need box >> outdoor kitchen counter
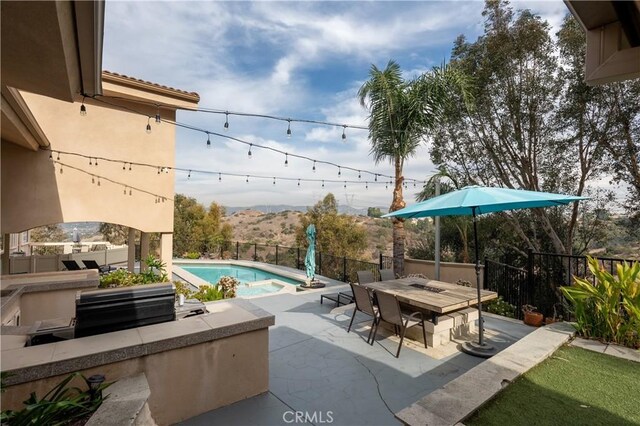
[1,298,275,386]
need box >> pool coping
[172,260,342,299]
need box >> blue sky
[103,0,570,210]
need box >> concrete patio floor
[180,286,533,426]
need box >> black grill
[75,283,176,338]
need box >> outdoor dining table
[363,277,498,325]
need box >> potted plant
[522,304,544,327]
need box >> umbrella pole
[461,207,496,358]
[472,208,484,346]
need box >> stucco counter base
[1,298,275,425]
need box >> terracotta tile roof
[102,70,200,101]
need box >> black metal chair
[356,270,375,284]
[371,290,428,357]
[347,282,379,345]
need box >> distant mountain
[224,205,387,216]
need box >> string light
[155,107,161,124]
[89,158,93,166]
[284,153,288,167]
[286,119,292,138]
[224,111,229,131]
[60,165,63,174]
[146,117,152,134]
[366,182,368,189]
[273,177,276,185]
[297,179,300,187]
[97,177,101,186]
[248,144,252,159]
[94,158,98,166]
[322,180,325,188]
[206,132,211,148]
[80,96,87,116]
[218,173,222,182]
[375,174,378,182]
[122,162,126,171]
[342,125,347,141]
[129,163,132,171]
[84,96,429,185]
[246,175,249,183]
[312,161,316,173]
[358,171,361,179]
[91,176,95,184]
[344,181,347,189]
[124,187,127,195]
[188,170,191,179]
[49,152,53,160]
[57,152,60,161]
[338,167,341,177]
[129,188,132,196]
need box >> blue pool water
[179,264,302,296]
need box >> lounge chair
[379,268,395,281]
[371,290,427,357]
[82,260,116,274]
[346,282,379,345]
[61,260,83,271]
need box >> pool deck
[179,284,534,426]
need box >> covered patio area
[181,285,533,425]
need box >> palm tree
[358,60,473,276]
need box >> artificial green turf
[465,345,640,426]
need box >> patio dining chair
[356,270,375,284]
[61,260,83,271]
[379,268,395,281]
[347,282,379,345]
[371,290,428,358]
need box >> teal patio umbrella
[383,185,587,357]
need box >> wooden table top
[363,277,498,314]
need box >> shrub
[483,296,516,318]
[561,257,640,349]
[0,372,111,425]
[192,285,225,302]
[183,252,201,259]
[99,255,169,288]
[218,276,239,298]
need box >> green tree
[200,202,233,254]
[173,195,233,257]
[30,224,66,254]
[367,207,383,218]
[99,223,128,245]
[431,1,617,257]
[358,60,473,276]
[295,194,367,258]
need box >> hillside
[221,209,425,261]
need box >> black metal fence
[485,250,638,319]
[207,241,393,283]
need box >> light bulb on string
[338,167,341,177]
[146,117,152,134]
[97,178,101,186]
[365,182,368,190]
[129,163,132,171]
[122,163,126,171]
[57,152,60,161]
[89,158,93,166]
[344,181,347,189]
[155,106,161,124]
[123,187,127,195]
[286,120,292,138]
[218,173,222,182]
[284,153,288,167]
[157,167,161,175]
[385,182,388,190]
[59,165,63,174]
[358,171,361,179]
[129,188,132,196]
[342,125,347,142]
[322,180,325,188]
[297,179,300,187]
[413,181,416,188]
[246,175,249,183]
[80,96,87,116]
[187,170,191,179]
[94,158,98,166]
[91,176,95,184]
[312,161,316,173]
[273,177,276,185]
[248,144,252,159]
[206,132,211,148]
[374,174,378,182]
[49,151,53,160]
[224,111,229,131]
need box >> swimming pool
[178,264,303,297]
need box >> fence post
[343,256,347,282]
[483,257,488,290]
[254,243,257,261]
[220,244,223,259]
[379,252,383,269]
[318,252,322,276]
[275,245,279,265]
[526,248,534,305]
[297,247,300,269]
[236,242,239,260]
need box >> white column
[160,233,173,277]
[140,232,150,272]
[127,227,136,272]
